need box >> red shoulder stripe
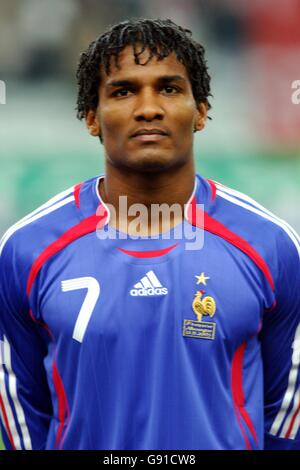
[231,342,259,448]
[187,197,274,291]
[207,179,217,202]
[26,210,107,296]
[52,358,70,449]
[73,183,83,209]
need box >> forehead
[100,45,190,84]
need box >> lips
[131,128,169,138]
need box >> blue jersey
[0,174,299,450]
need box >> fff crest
[183,274,217,340]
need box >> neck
[98,160,196,236]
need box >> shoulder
[0,183,81,269]
[210,179,299,283]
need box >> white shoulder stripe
[0,359,22,449]
[216,189,300,259]
[215,182,300,245]
[17,185,74,225]
[0,194,74,256]
[269,323,300,439]
[7,185,75,233]
[280,387,300,439]
[215,182,277,215]
[0,407,5,440]
[0,185,74,242]
[3,337,32,449]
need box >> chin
[125,152,180,173]
[127,160,173,173]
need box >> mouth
[132,132,168,142]
[130,128,169,142]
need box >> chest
[32,235,265,351]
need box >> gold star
[195,272,210,285]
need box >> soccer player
[0,18,299,450]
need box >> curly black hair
[76,18,212,120]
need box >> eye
[162,85,179,94]
[112,88,131,97]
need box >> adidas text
[130,287,168,297]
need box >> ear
[194,102,208,132]
[86,110,101,137]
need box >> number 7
[61,277,100,343]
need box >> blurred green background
[0,0,299,450]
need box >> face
[86,45,207,173]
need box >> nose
[133,88,164,122]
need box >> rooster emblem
[192,290,216,322]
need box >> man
[0,18,299,450]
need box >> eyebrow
[105,75,186,89]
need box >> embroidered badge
[183,274,217,340]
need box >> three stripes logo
[130,270,168,297]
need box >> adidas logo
[130,270,168,297]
